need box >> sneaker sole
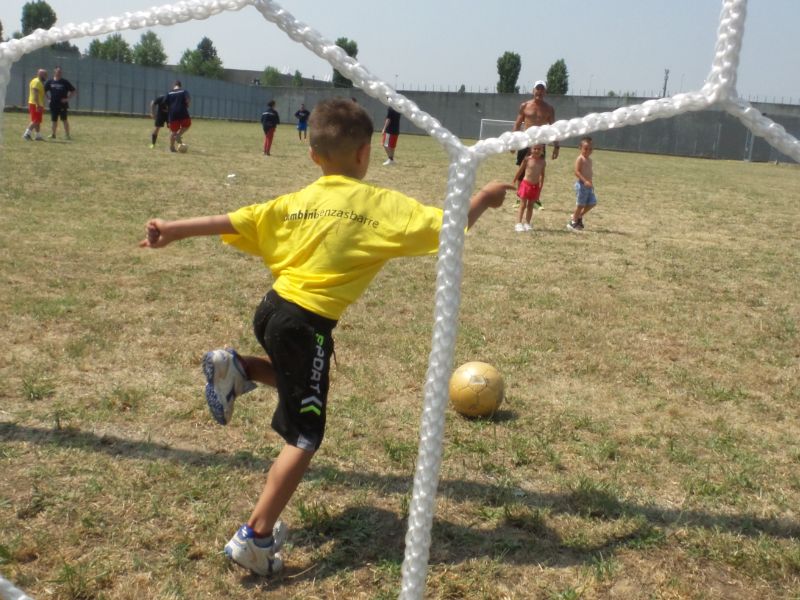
[202,353,228,425]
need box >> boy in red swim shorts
[513,144,547,232]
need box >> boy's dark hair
[309,98,374,158]
[580,136,593,145]
[268,100,276,108]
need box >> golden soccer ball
[449,361,504,418]
[177,143,188,153]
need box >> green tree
[133,31,167,67]
[50,41,80,55]
[262,66,282,86]
[496,51,521,93]
[0,19,4,41]
[178,37,224,79]
[88,34,133,63]
[21,0,56,35]
[332,37,358,88]
[546,59,569,95]
[292,70,303,87]
[19,2,78,53]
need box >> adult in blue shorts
[294,104,310,141]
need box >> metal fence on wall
[7,48,799,163]
[8,48,270,122]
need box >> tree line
[497,51,569,95]
[1,1,230,79]
[2,2,570,93]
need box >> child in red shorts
[513,144,546,232]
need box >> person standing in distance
[167,80,191,153]
[294,103,310,141]
[261,100,280,156]
[381,106,401,166]
[23,68,47,141]
[568,137,598,232]
[513,80,559,165]
[149,93,170,148]
[44,66,76,140]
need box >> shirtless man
[513,80,559,165]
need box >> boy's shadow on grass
[4,422,799,580]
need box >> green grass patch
[1,112,799,598]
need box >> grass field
[1,111,799,600]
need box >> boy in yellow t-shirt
[140,97,512,577]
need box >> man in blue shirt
[44,66,76,140]
[166,81,191,152]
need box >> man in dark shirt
[44,66,76,140]
[381,106,401,166]
[166,81,191,152]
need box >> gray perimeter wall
[7,48,799,163]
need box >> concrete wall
[8,48,798,163]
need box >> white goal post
[479,118,516,140]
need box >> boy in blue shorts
[294,103,310,141]
[140,98,512,577]
[568,136,597,231]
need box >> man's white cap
[534,80,547,90]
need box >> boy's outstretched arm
[467,181,515,229]
[139,215,237,248]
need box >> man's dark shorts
[253,290,336,452]
[154,113,168,128]
[50,105,68,122]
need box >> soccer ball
[177,143,188,153]
[449,361,504,418]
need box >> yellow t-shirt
[222,174,443,320]
[28,77,44,107]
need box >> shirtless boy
[513,144,546,232]
[568,137,597,231]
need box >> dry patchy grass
[1,111,799,599]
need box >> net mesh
[479,119,517,140]
[1,1,798,598]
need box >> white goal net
[1,2,799,599]
[479,118,516,140]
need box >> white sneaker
[202,348,257,425]
[23,132,32,141]
[382,158,394,166]
[225,522,288,576]
[523,223,533,231]
[514,223,525,232]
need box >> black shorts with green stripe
[253,290,337,451]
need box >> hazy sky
[1,0,797,102]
